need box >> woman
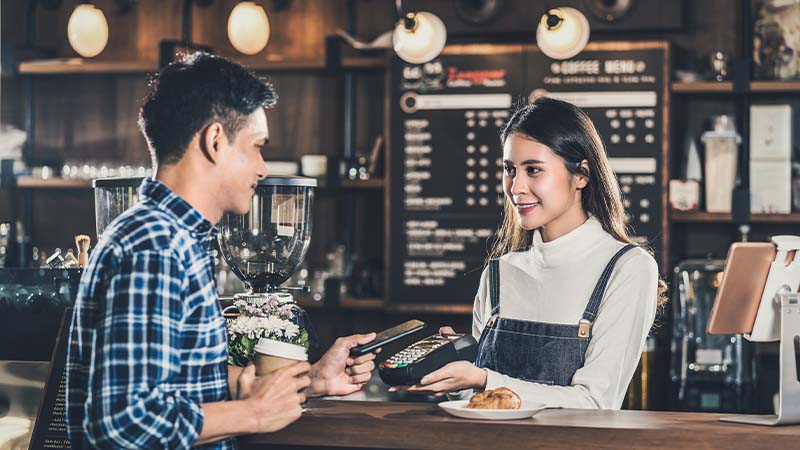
[393,97,663,409]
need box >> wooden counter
[238,400,798,450]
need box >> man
[65,52,378,449]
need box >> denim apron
[474,244,636,386]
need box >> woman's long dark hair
[491,97,667,307]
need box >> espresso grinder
[217,176,318,361]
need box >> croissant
[467,387,522,410]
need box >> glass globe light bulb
[67,4,109,58]
[536,7,590,60]
[228,1,271,55]
[392,11,447,64]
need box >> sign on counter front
[387,42,669,307]
[30,308,72,449]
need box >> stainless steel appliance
[670,259,755,413]
[93,177,144,239]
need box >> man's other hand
[237,362,310,433]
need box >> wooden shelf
[341,56,386,70]
[671,80,800,94]
[671,211,800,223]
[18,59,156,74]
[339,297,384,310]
[750,80,800,92]
[389,303,473,314]
[340,178,384,189]
[671,81,732,93]
[15,177,92,189]
[18,57,386,75]
[11,176,384,191]
[248,59,326,71]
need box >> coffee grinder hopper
[217,176,317,294]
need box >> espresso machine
[217,176,319,362]
[670,259,755,413]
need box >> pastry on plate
[467,387,521,410]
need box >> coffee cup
[253,338,308,376]
[301,155,327,177]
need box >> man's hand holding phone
[309,332,380,397]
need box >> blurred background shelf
[671,211,800,223]
[18,59,156,74]
[339,178,384,189]
[389,303,472,315]
[671,80,800,94]
[10,177,386,191]
[341,57,386,70]
[750,80,800,92]
[671,81,733,93]
[339,297,384,310]
[18,56,385,75]
[14,177,92,189]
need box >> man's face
[219,108,269,215]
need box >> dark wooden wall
[0,0,779,411]
[4,0,342,64]
[0,0,389,267]
[1,0,757,256]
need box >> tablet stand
[721,235,800,426]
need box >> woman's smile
[514,201,540,216]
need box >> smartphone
[349,320,427,357]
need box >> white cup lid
[254,338,308,361]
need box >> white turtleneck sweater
[471,216,658,409]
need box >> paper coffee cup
[254,338,308,376]
[301,155,327,177]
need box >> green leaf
[299,329,309,350]
[228,333,257,367]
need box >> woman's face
[502,133,587,232]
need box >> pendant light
[67,3,109,58]
[228,1,271,55]
[392,0,447,64]
[536,7,590,60]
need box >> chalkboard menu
[29,307,72,449]
[526,42,669,260]
[387,42,669,307]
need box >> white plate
[438,400,546,420]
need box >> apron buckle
[487,314,499,328]
[578,319,592,338]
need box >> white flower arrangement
[227,316,301,341]
[226,293,309,366]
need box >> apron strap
[488,259,501,315]
[581,244,637,325]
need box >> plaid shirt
[66,178,232,450]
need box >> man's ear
[199,122,226,164]
[575,159,590,189]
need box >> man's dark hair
[138,52,276,166]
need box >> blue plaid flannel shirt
[66,178,232,449]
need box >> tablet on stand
[706,235,800,426]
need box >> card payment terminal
[379,334,478,386]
